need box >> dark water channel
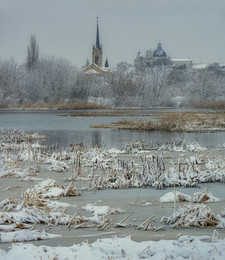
[0,109,224,148]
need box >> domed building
[153,42,167,58]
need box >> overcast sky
[1,0,225,67]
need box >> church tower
[92,18,103,67]
[83,17,110,75]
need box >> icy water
[0,109,225,251]
[0,108,224,148]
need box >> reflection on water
[0,109,224,148]
[91,131,102,147]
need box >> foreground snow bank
[1,235,225,260]
[0,229,60,243]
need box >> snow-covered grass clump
[160,188,220,203]
[125,140,207,153]
[192,187,220,203]
[161,203,224,228]
[0,157,40,178]
[82,203,125,223]
[159,191,191,203]
[24,179,80,198]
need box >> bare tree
[107,70,144,106]
[0,58,22,107]
[26,34,39,70]
[140,65,172,106]
[116,61,132,72]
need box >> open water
[0,108,224,148]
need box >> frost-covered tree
[72,72,93,102]
[107,70,144,106]
[140,65,172,106]
[0,58,22,107]
[26,34,39,70]
[0,48,224,108]
[20,55,79,104]
[183,67,224,106]
[134,49,171,71]
[205,63,222,75]
[116,61,133,72]
[134,51,146,71]
[144,50,154,67]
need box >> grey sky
[1,0,225,67]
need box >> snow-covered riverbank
[0,129,225,259]
[2,234,225,260]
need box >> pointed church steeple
[92,17,103,67]
[84,17,110,74]
[105,58,109,68]
[96,18,101,50]
[86,58,89,66]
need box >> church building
[83,18,110,75]
[153,42,167,58]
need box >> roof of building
[83,63,110,75]
[171,58,192,62]
[192,63,208,70]
[153,43,167,58]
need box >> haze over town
[1,0,225,67]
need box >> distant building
[192,63,225,71]
[83,18,110,75]
[171,58,193,69]
[153,42,167,58]
[152,42,172,66]
[135,42,194,69]
[192,63,207,70]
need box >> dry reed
[92,110,225,132]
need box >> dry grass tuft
[191,101,225,109]
[92,110,225,132]
[7,100,106,110]
[56,101,106,110]
[64,111,153,117]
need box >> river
[0,108,224,148]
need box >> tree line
[0,35,224,108]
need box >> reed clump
[191,100,225,109]
[62,110,153,117]
[92,110,225,132]
[63,111,130,117]
[161,204,221,228]
[56,101,106,110]
[5,100,106,110]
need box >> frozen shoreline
[0,131,225,258]
[2,234,225,259]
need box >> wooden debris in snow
[116,212,133,228]
[97,216,113,231]
[137,215,165,231]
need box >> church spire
[96,17,101,50]
[105,58,109,68]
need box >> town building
[83,18,110,75]
[152,42,192,68]
[171,58,193,69]
[153,42,167,58]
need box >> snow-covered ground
[1,234,225,259]
[1,129,225,259]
